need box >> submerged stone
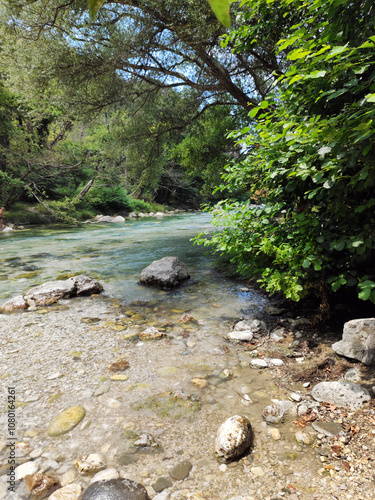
[82,478,150,500]
[47,405,85,436]
[134,391,199,420]
[169,460,192,480]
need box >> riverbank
[1,289,374,499]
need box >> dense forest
[1,0,375,310]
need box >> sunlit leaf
[208,0,232,28]
[88,0,104,19]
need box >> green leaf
[249,107,260,118]
[302,259,310,268]
[359,288,371,300]
[287,48,311,60]
[208,0,232,28]
[365,93,375,103]
[306,70,326,79]
[88,0,104,19]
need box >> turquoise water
[0,212,268,317]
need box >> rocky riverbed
[1,292,375,500]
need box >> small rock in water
[82,478,150,499]
[295,430,316,445]
[25,472,60,498]
[153,476,173,493]
[250,359,268,369]
[215,415,253,462]
[139,327,166,340]
[312,421,343,437]
[169,460,193,480]
[192,378,208,388]
[262,401,295,424]
[15,461,39,480]
[178,314,197,324]
[74,454,106,474]
[90,468,120,484]
[49,484,83,499]
[311,381,371,408]
[47,406,85,436]
[234,319,266,334]
[108,358,129,371]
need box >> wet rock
[332,318,375,365]
[295,430,316,445]
[140,256,190,288]
[227,330,254,342]
[192,378,208,388]
[23,275,103,307]
[233,319,266,334]
[0,295,27,313]
[311,381,371,408]
[312,421,343,437]
[108,358,129,371]
[170,460,192,480]
[74,454,106,474]
[48,484,83,500]
[215,415,253,462]
[47,406,85,436]
[153,477,173,493]
[90,468,120,484]
[82,478,150,499]
[134,391,199,420]
[25,472,60,499]
[139,327,166,340]
[264,306,284,316]
[93,382,111,396]
[262,400,296,424]
[15,461,39,480]
[289,317,310,328]
[178,314,197,324]
[250,359,268,369]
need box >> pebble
[227,330,254,342]
[250,467,265,477]
[250,359,268,369]
[48,484,83,499]
[170,460,192,480]
[192,378,208,388]
[139,327,166,340]
[312,421,343,437]
[153,476,173,492]
[90,468,120,484]
[219,464,227,472]
[60,469,77,486]
[47,406,85,436]
[74,454,106,474]
[295,430,316,445]
[303,382,310,388]
[290,392,302,402]
[268,428,281,440]
[15,460,39,480]
[270,359,284,367]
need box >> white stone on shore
[250,359,268,369]
[215,415,253,461]
[74,453,106,474]
[311,381,371,408]
[227,330,254,342]
[15,460,39,480]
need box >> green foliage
[83,185,132,213]
[208,0,232,28]
[199,0,375,308]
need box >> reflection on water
[0,213,268,319]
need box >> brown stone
[108,358,129,371]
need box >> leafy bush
[82,185,132,213]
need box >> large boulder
[140,256,190,288]
[332,318,375,365]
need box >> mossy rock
[133,391,199,420]
[47,405,85,436]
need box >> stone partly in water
[312,421,343,437]
[332,318,375,365]
[0,295,28,313]
[108,358,129,371]
[215,415,253,462]
[82,478,150,500]
[47,405,85,436]
[311,381,371,408]
[25,472,60,498]
[140,256,190,288]
[262,401,296,424]
[233,319,266,334]
[227,331,254,342]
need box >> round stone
[169,460,192,480]
[82,478,149,499]
[48,484,83,500]
[215,415,253,462]
[47,406,85,436]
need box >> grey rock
[111,216,125,223]
[129,212,137,217]
[169,460,192,480]
[250,359,268,369]
[312,421,342,437]
[264,306,284,316]
[270,328,286,341]
[227,330,253,342]
[82,479,150,499]
[97,216,113,223]
[74,275,103,296]
[344,367,361,383]
[0,295,27,313]
[262,400,296,424]
[215,415,253,462]
[152,477,173,493]
[140,256,190,288]
[311,381,371,408]
[332,318,375,365]
[234,319,266,334]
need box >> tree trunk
[77,179,94,200]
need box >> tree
[199,0,375,315]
